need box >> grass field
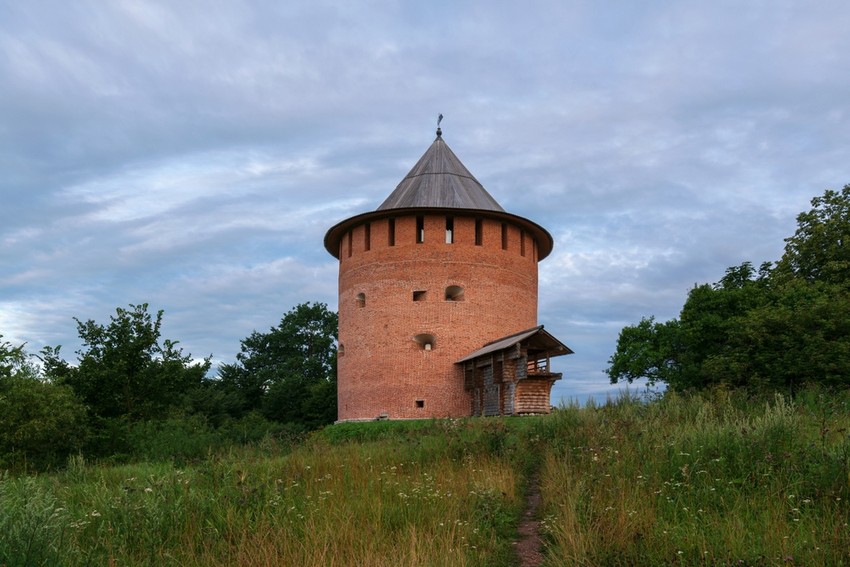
[1,389,848,566]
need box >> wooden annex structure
[459,326,573,416]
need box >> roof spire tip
[436,113,443,138]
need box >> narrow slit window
[520,230,526,257]
[445,217,454,244]
[388,218,396,246]
[338,344,345,357]
[413,290,427,302]
[501,223,508,250]
[416,216,424,243]
[475,218,483,246]
[347,230,353,257]
[364,223,371,251]
[356,293,365,308]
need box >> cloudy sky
[2,1,850,404]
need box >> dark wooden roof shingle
[324,130,555,260]
[377,134,505,212]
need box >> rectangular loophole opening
[364,223,371,251]
[416,216,424,243]
[445,216,454,244]
[475,218,483,246]
[415,399,425,408]
[501,223,508,250]
[388,218,395,246]
[413,290,427,302]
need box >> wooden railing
[527,358,550,374]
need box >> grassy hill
[2,389,849,566]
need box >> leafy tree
[608,184,850,394]
[713,280,850,395]
[608,262,771,390]
[775,184,850,284]
[218,302,337,429]
[47,304,211,422]
[606,317,680,387]
[0,335,30,379]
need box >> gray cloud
[2,1,850,404]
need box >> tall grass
[539,389,850,565]
[2,390,848,565]
[0,419,525,566]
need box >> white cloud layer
[2,1,850,403]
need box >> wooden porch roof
[456,325,574,364]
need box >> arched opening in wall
[445,285,464,301]
[356,293,365,308]
[338,343,345,357]
[413,333,436,351]
[445,216,454,244]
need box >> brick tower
[325,126,571,421]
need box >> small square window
[415,399,425,408]
[413,290,426,302]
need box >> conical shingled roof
[324,129,555,260]
[377,132,505,212]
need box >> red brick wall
[336,213,542,421]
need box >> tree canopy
[0,301,340,470]
[217,302,338,429]
[44,303,211,422]
[608,184,850,395]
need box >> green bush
[0,377,88,471]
